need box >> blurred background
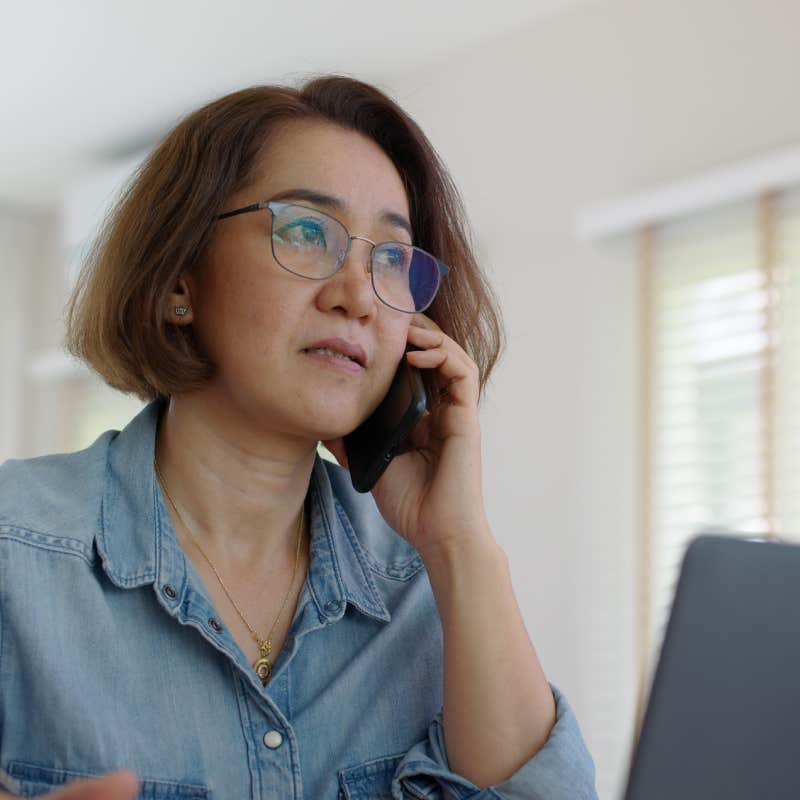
[2,0,799,796]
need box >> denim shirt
[0,400,597,799]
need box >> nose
[315,237,377,318]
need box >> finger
[48,771,139,800]
[405,347,449,369]
[406,323,446,351]
[436,381,459,404]
[407,320,442,339]
[406,322,471,362]
[405,348,478,405]
[410,313,442,331]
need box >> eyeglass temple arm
[214,202,271,221]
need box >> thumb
[48,771,139,800]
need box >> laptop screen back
[624,535,800,800]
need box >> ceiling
[0,0,592,211]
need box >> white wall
[0,209,59,463]
[388,0,800,796]
[0,205,99,460]
[0,210,31,464]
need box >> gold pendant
[254,638,272,686]
[254,656,272,685]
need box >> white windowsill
[576,143,800,241]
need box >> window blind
[775,189,800,537]
[642,188,800,682]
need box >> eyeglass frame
[213,200,450,313]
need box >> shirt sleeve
[390,683,598,800]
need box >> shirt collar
[95,399,390,624]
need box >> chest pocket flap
[338,753,405,800]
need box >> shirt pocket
[5,761,210,799]
[337,753,405,800]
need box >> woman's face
[185,119,414,443]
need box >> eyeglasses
[214,201,450,313]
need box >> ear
[166,273,195,325]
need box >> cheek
[218,287,266,351]
[373,317,412,383]
[242,296,286,348]
[381,311,411,349]
[213,263,295,347]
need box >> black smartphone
[343,348,427,493]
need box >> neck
[154,392,317,573]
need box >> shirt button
[208,618,223,633]
[324,599,341,613]
[263,730,283,749]
[163,584,177,600]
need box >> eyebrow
[269,188,413,239]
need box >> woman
[0,76,597,799]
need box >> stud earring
[174,306,189,316]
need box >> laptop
[623,534,800,799]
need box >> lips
[302,338,368,368]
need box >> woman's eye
[278,219,327,248]
[377,246,409,270]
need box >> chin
[288,382,387,441]
[301,409,367,442]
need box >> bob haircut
[65,75,505,404]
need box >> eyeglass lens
[270,204,443,313]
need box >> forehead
[246,120,411,222]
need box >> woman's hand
[323,314,491,559]
[0,770,139,800]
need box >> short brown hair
[65,75,505,403]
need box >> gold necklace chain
[154,457,304,686]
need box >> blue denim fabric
[0,400,597,799]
